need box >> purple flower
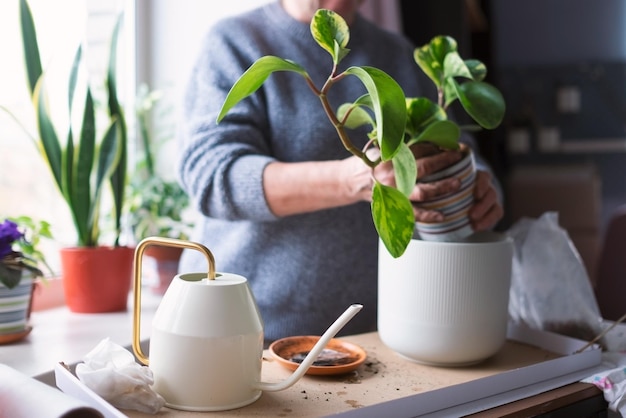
[0,220,24,258]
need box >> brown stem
[319,95,377,168]
[304,71,377,168]
[438,86,444,108]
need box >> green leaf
[106,13,126,245]
[89,119,122,246]
[455,81,506,129]
[443,78,459,108]
[33,80,63,192]
[371,182,414,258]
[344,66,406,161]
[19,0,42,96]
[64,128,74,203]
[413,45,441,88]
[443,51,472,80]
[429,36,457,66]
[217,56,307,122]
[392,142,417,197]
[414,36,458,90]
[310,9,350,64]
[68,46,81,114]
[106,14,124,118]
[410,120,460,150]
[337,101,374,130]
[72,88,96,246]
[405,97,446,136]
[62,46,82,211]
[0,264,22,289]
[95,119,122,205]
[465,59,487,81]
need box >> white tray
[336,324,604,417]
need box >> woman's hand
[373,148,464,223]
[469,170,503,231]
[361,145,503,229]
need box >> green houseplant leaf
[454,81,505,129]
[465,59,487,81]
[415,34,505,130]
[33,80,63,192]
[217,56,307,122]
[391,142,417,197]
[371,182,415,258]
[405,97,446,134]
[310,8,350,64]
[344,66,406,161]
[443,51,473,80]
[19,0,42,96]
[337,99,375,130]
[414,36,457,88]
[409,120,460,150]
[106,14,127,246]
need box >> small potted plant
[217,9,511,365]
[0,216,52,341]
[217,9,505,258]
[127,85,193,293]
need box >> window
[1,0,275,275]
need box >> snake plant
[12,0,127,247]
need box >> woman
[176,0,502,342]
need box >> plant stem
[305,72,377,168]
[137,108,155,177]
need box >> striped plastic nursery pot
[414,145,476,242]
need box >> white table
[0,289,610,417]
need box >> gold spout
[132,237,217,365]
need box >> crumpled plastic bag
[506,212,604,343]
[75,338,165,414]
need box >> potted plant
[12,0,132,313]
[217,9,505,258]
[217,9,511,365]
[127,85,193,293]
[0,217,52,342]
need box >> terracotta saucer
[0,326,32,345]
[269,336,367,376]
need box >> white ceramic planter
[378,231,513,366]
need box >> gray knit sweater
[177,2,480,341]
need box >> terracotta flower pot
[144,246,183,294]
[60,246,134,313]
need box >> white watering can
[132,237,362,412]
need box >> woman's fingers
[410,177,461,202]
[469,171,503,231]
[416,149,463,178]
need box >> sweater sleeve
[176,22,278,222]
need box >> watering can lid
[176,272,248,286]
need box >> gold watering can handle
[132,237,216,365]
